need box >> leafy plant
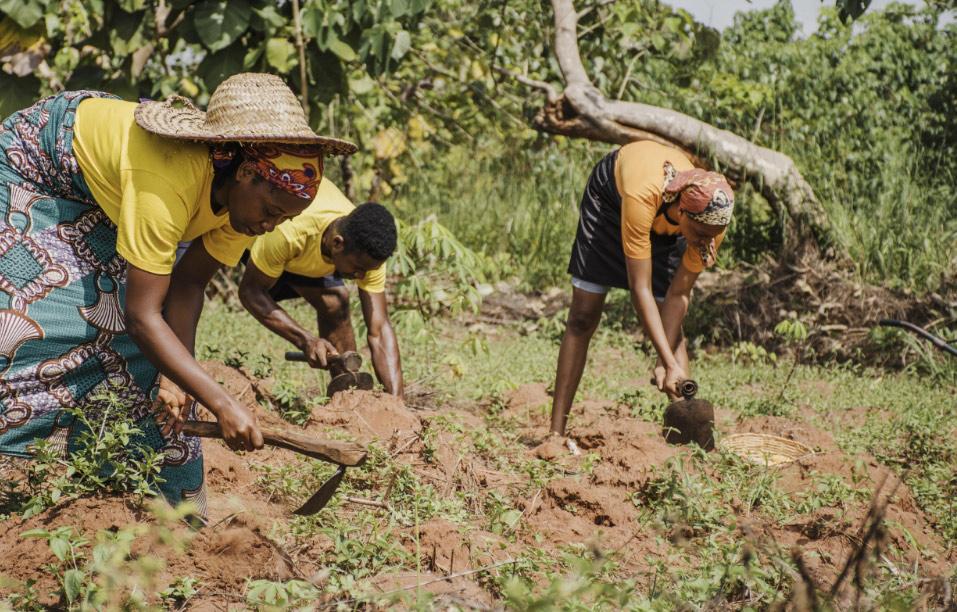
[14,502,195,610]
[20,390,164,519]
[245,579,319,609]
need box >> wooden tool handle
[182,421,366,467]
[284,350,362,371]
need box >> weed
[269,378,325,426]
[245,579,319,609]
[13,502,195,609]
[617,386,668,423]
[159,576,199,607]
[485,491,523,537]
[20,390,164,519]
[634,456,729,537]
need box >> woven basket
[721,433,814,467]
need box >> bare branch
[552,0,594,87]
[493,66,560,104]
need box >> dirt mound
[725,416,955,584]
[733,414,841,453]
[571,409,678,488]
[308,389,421,446]
[504,383,551,426]
[188,518,293,589]
[199,361,422,445]
[405,519,513,574]
[199,360,262,413]
[692,255,956,365]
[2,360,953,607]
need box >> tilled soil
[0,364,953,608]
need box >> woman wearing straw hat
[0,73,355,513]
[549,140,734,436]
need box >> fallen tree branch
[514,0,837,257]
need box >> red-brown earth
[0,363,953,608]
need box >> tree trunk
[530,0,834,257]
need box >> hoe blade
[293,465,346,516]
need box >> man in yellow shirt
[238,180,403,396]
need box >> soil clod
[662,398,715,450]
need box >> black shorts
[267,271,346,302]
[566,150,685,301]
[238,250,345,302]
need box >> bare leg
[292,283,357,377]
[550,287,607,435]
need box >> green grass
[816,140,957,291]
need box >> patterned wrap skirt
[0,91,206,515]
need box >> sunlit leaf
[265,37,297,72]
[299,5,323,39]
[391,29,411,60]
[243,44,264,69]
[328,36,357,62]
[49,537,69,562]
[372,127,406,159]
[0,0,44,29]
[391,0,410,18]
[115,0,146,12]
[252,5,286,31]
[349,74,375,94]
[194,0,251,52]
[63,569,84,602]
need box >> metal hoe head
[293,465,347,515]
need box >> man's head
[326,202,397,280]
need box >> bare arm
[659,264,698,353]
[625,257,696,396]
[359,289,403,396]
[237,260,337,368]
[125,244,262,451]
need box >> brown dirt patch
[405,519,513,574]
[308,389,422,446]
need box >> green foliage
[269,378,325,425]
[502,551,636,610]
[245,579,320,609]
[19,390,164,519]
[2,0,953,291]
[158,576,199,607]
[389,215,490,320]
[10,502,196,610]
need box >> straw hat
[134,73,357,155]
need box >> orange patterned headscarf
[237,144,324,200]
[664,168,735,226]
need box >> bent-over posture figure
[238,187,403,396]
[551,141,735,436]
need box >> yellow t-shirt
[615,141,725,274]
[73,98,253,274]
[248,179,387,293]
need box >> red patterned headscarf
[663,168,735,226]
[240,144,324,200]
